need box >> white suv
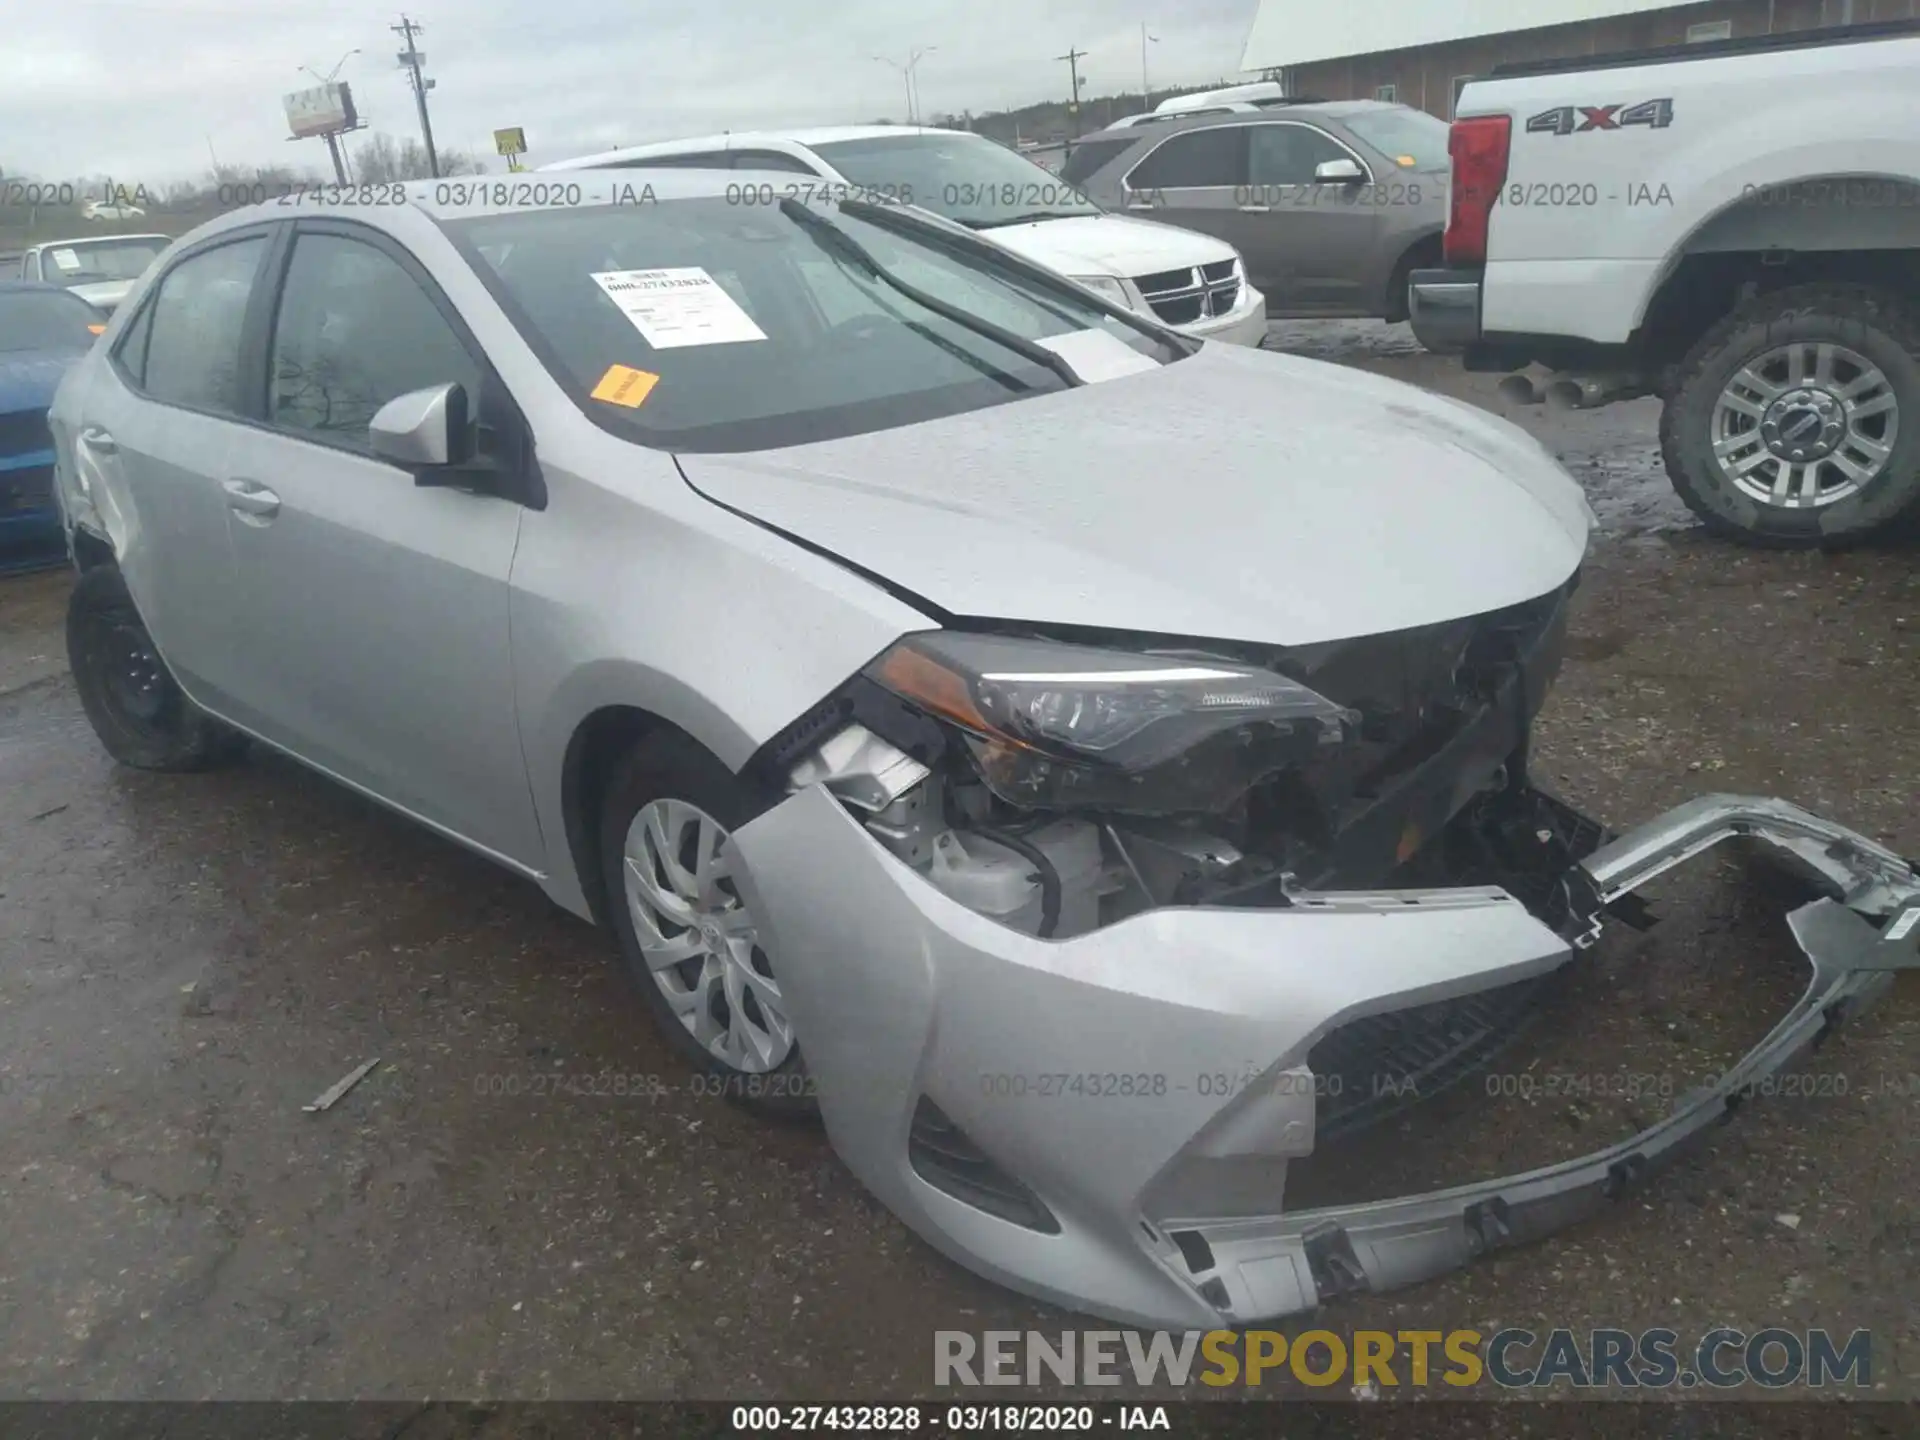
[542,127,1268,346]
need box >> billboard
[284,82,358,139]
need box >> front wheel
[66,565,249,771]
[598,729,816,1119]
[1659,284,1920,546]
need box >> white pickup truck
[1409,18,1920,547]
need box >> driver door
[215,220,543,866]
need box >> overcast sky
[4,0,1264,186]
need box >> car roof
[1089,98,1410,139]
[545,125,972,169]
[0,278,80,294]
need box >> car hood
[977,213,1238,282]
[67,279,134,311]
[674,343,1593,647]
[0,350,81,416]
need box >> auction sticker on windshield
[50,248,82,272]
[589,364,660,408]
[590,267,767,349]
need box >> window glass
[1059,136,1139,186]
[113,296,155,384]
[730,150,819,175]
[1126,127,1244,189]
[810,134,1103,227]
[451,196,1177,452]
[39,236,167,284]
[268,231,482,452]
[1342,107,1450,170]
[142,237,266,414]
[1247,124,1356,185]
[614,153,730,169]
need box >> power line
[392,14,441,179]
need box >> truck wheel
[1660,284,1920,547]
[66,565,249,771]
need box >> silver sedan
[47,171,1920,1327]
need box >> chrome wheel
[1711,341,1899,509]
[621,798,793,1074]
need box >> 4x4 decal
[1526,99,1674,135]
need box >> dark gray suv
[1062,101,1450,322]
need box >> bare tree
[350,133,488,183]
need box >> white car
[19,233,170,313]
[542,126,1269,347]
[81,199,147,221]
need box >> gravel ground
[2,320,1916,1409]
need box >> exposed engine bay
[763,572,1593,944]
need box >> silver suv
[1062,101,1450,321]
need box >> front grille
[0,464,54,516]
[908,1098,1060,1234]
[1308,972,1556,1141]
[0,409,52,459]
[1135,262,1243,327]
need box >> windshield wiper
[837,197,1194,355]
[968,210,1096,230]
[777,196,1082,391]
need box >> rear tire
[597,728,817,1120]
[66,565,249,772]
[1659,284,1920,547]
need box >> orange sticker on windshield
[1395,155,1418,167]
[87,323,106,335]
[590,364,660,408]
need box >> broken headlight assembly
[863,631,1356,816]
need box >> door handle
[80,427,117,455]
[222,478,281,519]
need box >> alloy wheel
[1710,341,1899,509]
[621,797,794,1074]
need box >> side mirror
[369,383,473,470]
[1315,158,1366,184]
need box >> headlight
[1069,275,1136,310]
[866,631,1354,815]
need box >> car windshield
[808,133,1103,229]
[1341,108,1452,170]
[0,288,104,352]
[40,238,165,283]
[447,196,1174,453]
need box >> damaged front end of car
[722,577,1920,1327]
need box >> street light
[1141,24,1159,98]
[873,46,937,125]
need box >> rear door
[1118,124,1245,249]
[72,227,276,714]
[215,219,543,865]
[1239,120,1383,312]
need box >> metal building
[1239,0,1909,117]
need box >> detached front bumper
[727,791,1920,1328]
[1408,267,1482,354]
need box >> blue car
[1,280,107,573]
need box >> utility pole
[873,47,936,125]
[1056,47,1087,137]
[392,15,441,178]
